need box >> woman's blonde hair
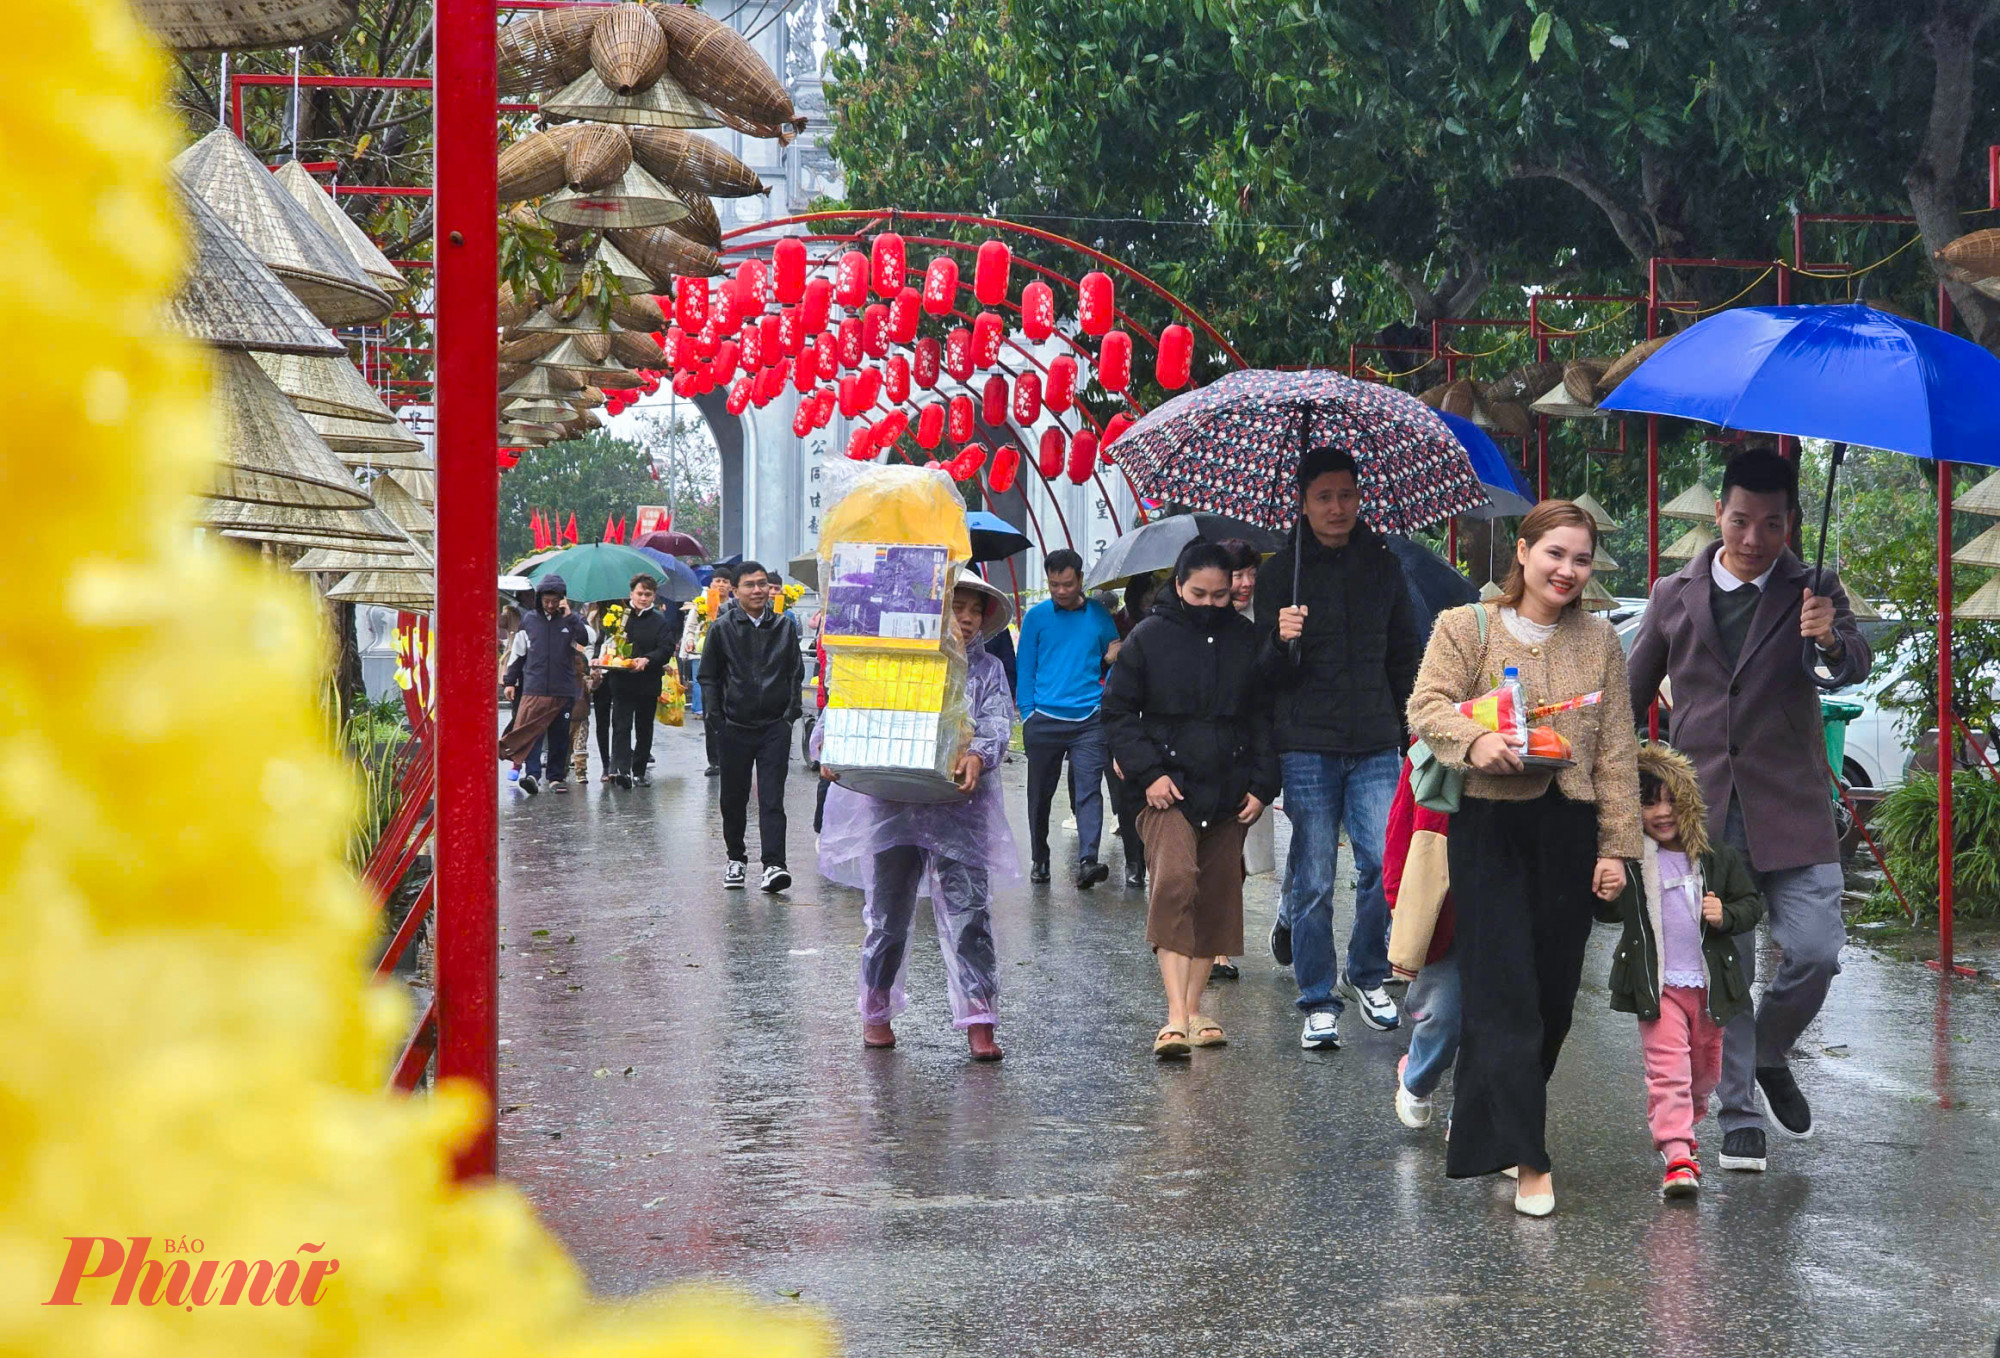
[1496,500,1600,612]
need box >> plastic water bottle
[1502,665,1528,753]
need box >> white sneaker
[723,860,747,889]
[1339,973,1401,1031]
[1394,1054,1433,1129]
[1300,1011,1341,1050]
[760,864,792,893]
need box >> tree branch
[1510,155,1656,267]
[1908,0,2000,346]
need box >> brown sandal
[1190,1014,1227,1047]
[1153,1025,1191,1058]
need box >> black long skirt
[1444,789,1600,1179]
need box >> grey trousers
[1718,798,1847,1134]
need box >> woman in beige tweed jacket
[1406,501,1640,1216]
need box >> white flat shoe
[1514,1183,1555,1217]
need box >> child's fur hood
[1637,742,1708,858]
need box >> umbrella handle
[1811,441,1846,590]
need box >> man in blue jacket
[1018,549,1122,887]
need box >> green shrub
[1868,772,2000,920]
[341,700,411,876]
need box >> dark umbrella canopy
[967,510,1032,564]
[1112,369,1488,535]
[1438,411,1534,519]
[638,529,707,558]
[1085,512,1282,589]
[629,546,703,602]
[1385,534,1479,643]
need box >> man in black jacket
[699,561,804,891]
[606,573,683,788]
[1253,448,1422,1050]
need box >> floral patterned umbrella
[1111,368,1489,534]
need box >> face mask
[1183,599,1234,630]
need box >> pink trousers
[1639,986,1723,1162]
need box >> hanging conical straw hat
[1530,382,1608,420]
[201,494,409,547]
[1581,577,1619,611]
[1661,523,1717,560]
[131,0,356,53]
[1958,469,2000,518]
[561,233,652,293]
[305,410,429,466]
[1570,491,1620,533]
[1478,580,1504,601]
[539,160,690,230]
[540,66,724,130]
[271,160,406,294]
[165,189,344,355]
[172,129,393,326]
[293,531,435,574]
[1952,522,2000,569]
[1661,482,1718,523]
[387,468,436,506]
[627,127,768,198]
[504,397,576,423]
[1591,542,1621,573]
[210,350,374,510]
[533,336,638,387]
[367,471,434,541]
[505,366,586,401]
[325,570,436,610]
[497,4,600,97]
[518,306,616,336]
[1846,592,1881,620]
[607,224,722,284]
[1952,573,2000,620]
[255,350,397,423]
[501,421,559,445]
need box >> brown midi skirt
[1138,806,1248,957]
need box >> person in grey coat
[1627,449,1870,1174]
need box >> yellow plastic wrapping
[817,463,973,564]
[0,3,827,1354]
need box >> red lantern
[674,275,709,331]
[812,386,838,428]
[1103,411,1135,449]
[737,323,761,371]
[974,239,1011,306]
[1156,322,1194,390]
[862,303,890,358]
[1021,280,1056,341]
[856,365,883,411]
[752,364,782,405]
[980,373,1008,426]
[1078,270,1115,336]
[870,232,906,298]
[793,343,818,392]
[885,354,910,404]
[913,337,942,389]
[876,408,909,449]
[758,314,782,364]
[1012,371,1043,424]
[922,256,959,315]
[726,375,753,415]
[665,325,690,370]
[944,327,974,382]
[948,394,975,443]
[716,277,743,332]
[694,313,721,359]
[713,339,740,382]
[735,257,767,309]
[801,276,833,331]
[1037,425,1065,479]
[1045,354,1077,413]
[778,307,804,356]
[773,237,807,303]
[990,443,1021,494]
[792,401,814,437]
[950,443,987,482]
[846,422,876,461]
[972,310,1005,367]
[835,249,869,307]
[817,333,842,380]
[833,316,861,369]
[694,366,716,395]
[672,371,697,398]
[1067,430,1098,483]
[838,373,861,419]
[890,286,922,344]
[1098,329,1132,392]
[916,401,946,449]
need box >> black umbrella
[1385,534,1479,643]
[1084,512,1282,589]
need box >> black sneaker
[761,865,792,893]
[1718,1127,1767,1172]
[1757,1065,1813,1138]
[1029,861,1051,884]
[634,770,651,787]
[1270,917,1292,967]
[1209,960,1240,981]
[723,860,747,889]
[1076,858,1110,890]
[704,765,722,777]
[1124,864,1146,890]
[613,772,631,788]
[519,774,540,796]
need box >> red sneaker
[863,1021,895,1049]
[966,1023,1004,1062]
[1661,1155,1701,1200]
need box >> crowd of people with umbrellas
[496,301,2000,1215]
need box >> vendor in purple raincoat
[817,573,1020,1063]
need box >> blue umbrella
[1599,303,2000,576]
[966,510,1032,564]
[1437,410,1534,519]
[629,546,702,602]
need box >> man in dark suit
[1628,449,1871,1174]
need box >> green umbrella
[529,542,670,603]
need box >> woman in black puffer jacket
[1103,540,1281,1057]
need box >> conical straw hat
[201,495,410,546]
[518,306,613,336]
[1591,542,1621,573]
[1953,574,2000,620]
[561,234,652,293]
[131,0,356,53]
[305,411,431,467]
[1952,522,2000,569]
[1530,382,1609,420]
[165,188,344,355]
[368,471,434,541]
[293,532,435,574]
[1846,592,1881,620]
[1571,491,1619,532]
[1661,482,1718,523]
[210,350,373,510]
[505,398,575,422]
[255,350,397,423]
[172,129,393,326]
[1661,524,1716,560]
[271,160,407,294]
[1581,577,1619,611]
[538,160,690,230]
[533,336,640,387]
[387,468,436,506]
[540,66,724,130]
[325,570,436,609]
[504,366,585,401]
[1958,469,2000,518]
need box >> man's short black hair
[1721,449,1800,516]
[712,563,737,584]
[1044,548,1083,578]
[1297,446,1359,491]
[735,560,768,583]
[628,573,659,593]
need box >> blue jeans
[1024,712,1107,866]
[524,705,572,782]
[1280,748,1400,1012]
[1401,947,1461,1098]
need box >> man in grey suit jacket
[1628,449,1871,1174]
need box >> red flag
[530,509,545,549]
[564,512,578,545]
[603,512,617,543]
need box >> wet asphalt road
[497,719,2000,1357]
